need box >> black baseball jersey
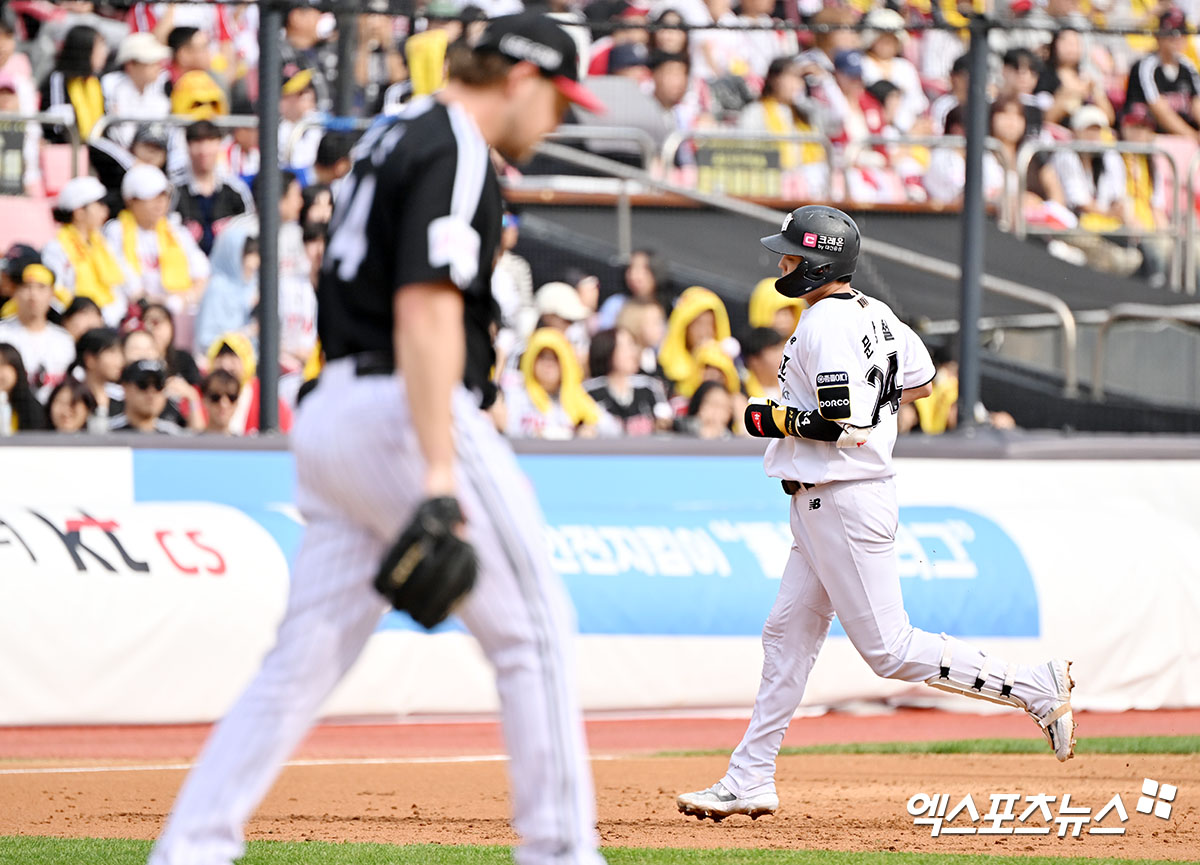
[1124,55,1200,129]
[318,97,503,403]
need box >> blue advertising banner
[132,451,1038,639]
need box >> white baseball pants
[722,476,1055,798]
[150,359,604,865]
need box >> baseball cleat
[1033,659,1076,762]
[676,782,778,821]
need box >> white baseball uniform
[149,98,603,865]
[721,288,1059,799]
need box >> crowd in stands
[3,0,1192,438]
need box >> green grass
[658,735,1200,759]
[0,839,1182,865]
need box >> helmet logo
[802,232,818,248]
[782,213,793,231]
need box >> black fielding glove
[374,496,478,630]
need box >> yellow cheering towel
[66,76,103,139]
[520,328,599,427]
[658,286,732,387]
[207,331,258,386]
[748,276,805,333]
[118,210,192,294]
[58,224,124,309]
[406,29,450,98]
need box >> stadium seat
[0,196,56,250]
[40,144,89,199]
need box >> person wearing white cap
[103,162,210,307]
[41,176,134,327]
[100,32,172,149]
[859,8,927,134]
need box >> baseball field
[2,708,1196,865]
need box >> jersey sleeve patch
[428,215,481,289]
[817,384,852,420]
[815,371,849,386]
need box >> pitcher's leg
[721,545,833,798]
[804,479,1056,716]
[455,427,602,865]
[149,519,385,865]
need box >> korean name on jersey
[764,291,934,484]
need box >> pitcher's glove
[373,496,478,630]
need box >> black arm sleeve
[785,408,845,442]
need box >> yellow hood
[171,71,229,119]
[520,328,599,427]
[207,331,257,385]
[748,277,806,333]
[659,286,731,386]
[679,341,740,399]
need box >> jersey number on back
[866,351,901,425]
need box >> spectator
[60,296,104,342]
[584,327,671,435]
[505,328,601,439]
[596,247,669,329]
[72,326,125,426]
[748,276,803,337]
[312,131,358,190]
[1120,103,1173,287]
[119,323,201,429]
[649,51,702,161]
[0,243,41,317]
[45,377,96,432]
[205,332,294,435]
[42,176,131,327]
[0,71,40,195]
[225,94,260,186]
[166,26,213,83]
[269,171,318,373]
[648,8,688,57]
[860,8,927,133]
[913,345,1015,433]
[0,343,49,432]
[101,32,171,149]
[104,163,210,306]
[302,220,325,288]
[930,53,968,135]
[1123,8,1200,137]
[739,57,829,198]
[1000,47,1045,137]
[39,24,109,142]
[121,326,159,364]
[658,285,732,394]
[200,368,241,435]
[279,4,337,112]
[736,0,798,82]
[279,64,323,175]
[1036,27,1115,128]
[300,184,333,231]
[679,340,741,403]
[610,42,652,81]
[141,301,202,385]
[681,379,734,438]
[354,13,404,115]
[795,6,859,133]
[0,263,75,399]
[1047,105,1141,276]
[169,68,228,120]
[0,11,35,115]
[615,297,667,378]
[740,326,786,400]
[688,0,741,84]
[108,358,183,434]
[588,2,652,76]
[173,120,255,255]
[492,210,535,344]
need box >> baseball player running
[677,206,1075,822]
[150,15,607,865]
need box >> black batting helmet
[760,205,860,298]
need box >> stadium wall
[1,443,1198,724]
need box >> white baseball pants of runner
[150,358,604,865]
[721,476,1056,799]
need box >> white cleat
[1033,659,1076,762]
[676,782,778,822]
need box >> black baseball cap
[133,123,169,149]
[2,243,40,280]
[120,358,167,387]
[475,13,605,114]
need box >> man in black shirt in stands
[1123,8,1200,136]
[172,120,255,255]
[150,15,610,865]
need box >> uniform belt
[353,351,395,377]
[781,480,818,496]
